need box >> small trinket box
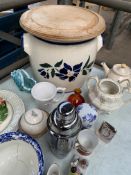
[97,121,117,143]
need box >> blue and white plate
[76,103,97,129]
[0,132,44,175]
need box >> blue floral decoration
[55,62,82,82]
[38,56,94,82]
[0,132,44,175]
[38,68,49,79]
[82,113,96,123]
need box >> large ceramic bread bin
[20,5,105,91]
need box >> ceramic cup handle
[53,87,66,102]
[86,76,99,91]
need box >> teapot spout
[101,62,110,76]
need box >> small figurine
[79,159,88,169]
[69,162,80,175]
[70,155,89,175]
[67,88,85,107]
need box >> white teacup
[31,82,66,112]
[75,129,98,156]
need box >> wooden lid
[20,5,106,43]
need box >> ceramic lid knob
[113,64,131,76]
[24,108,43,125]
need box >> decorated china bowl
[76,103,97,129]
[0,132,44,175]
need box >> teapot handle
[86,76,99,91]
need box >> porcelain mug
[31,82,66,112]
[87,76,131,112]
[75,129,98,156]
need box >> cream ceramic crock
[23,34,103,91]
[20,5,105,91]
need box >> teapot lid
[113,64,131,76]
[20,5,105,43]
[24,108,46,125]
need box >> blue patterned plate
[0,132,44,175]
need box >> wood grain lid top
[20,5,106,43]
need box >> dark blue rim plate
[0,132,44,175]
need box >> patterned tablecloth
[0,65,131,175]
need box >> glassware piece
[11,69,37,92]
[67,88,85,107]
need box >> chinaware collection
[0,4,130,175]
[101,62,131,92]
[87,76,131,112]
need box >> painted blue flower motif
[38,68,49,79]
[55,62,83,82]
[86,113,96,122]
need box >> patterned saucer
[0,90,25,134]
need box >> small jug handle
[87,76,99,91]
[53,87,66,102]
[119,79,131,105]
[119,79,131,92]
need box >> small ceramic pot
[19,108,49,138]
[76,103,97,129]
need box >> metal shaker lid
[55,101,76,129]
[47,101,82,138]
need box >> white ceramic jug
[87,76,131,112]
[23,33,103,91]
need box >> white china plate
[0,102,13,132]
[0,90,25,134]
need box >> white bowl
[47,164,61,175]
[0,132,44,175]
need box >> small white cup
[31,82,66,112]
[75,129,98,156]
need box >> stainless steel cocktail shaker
[47,101,82,158]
